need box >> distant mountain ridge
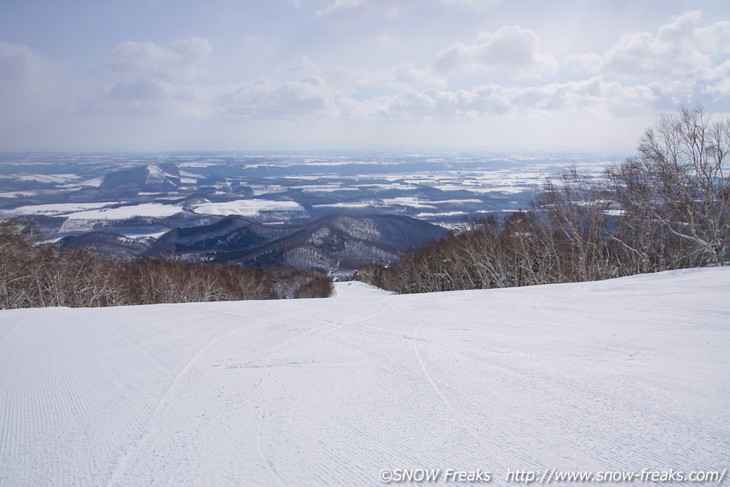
[61,214,448,277]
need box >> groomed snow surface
[1,268,729,486]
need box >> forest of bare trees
[0,219,333,309]
[358,106,729,293]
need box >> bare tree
[535,168,615,282]
[608,105,730,266]
[358,107,728,295]
[0,218,333,309]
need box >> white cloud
[90,38,215,117]
[328,63,447,95]
[435,25,558,77]
[564,52,604,75]
[210,71,656,123]
[108,79,167,102]
[4,6,726,152]
[701,19,730,55]
[218,76,334,118]
[569,11,730,93]
[0,42,42,86]
[370,34,403,48]
[317,0,407,20]
[390,63,443,87]
[88,34,662,125]
[604,12,710,81]
[362,77,658,120]
[286,55,323,78]
[0,42,66,94]
[318,0,498,20]
[705,60,730,98]
[433,44,469,72]
[105,37,212,82]
[557,11,730,109]
[97,42,443,121]
[441,0,501,10]
[99,80,211,118]
[0,42,69,124]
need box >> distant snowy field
[0,152,625,232]
[191,199,307,217]
[1,268,728,486]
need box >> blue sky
[1,0,728,151]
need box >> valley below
[0,151,620,275]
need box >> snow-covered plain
[192,199,307,217]
[65,203,184,220]
[0,202,120,217]
[0,268,728,486]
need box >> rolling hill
[63,213,449,276]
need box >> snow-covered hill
[1,268,728,486]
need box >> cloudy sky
[1,0,728,152]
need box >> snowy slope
[0,268,729,486]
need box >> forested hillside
[0,219,332,309]
[358,107,729,293]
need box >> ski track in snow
[1,268,729,486]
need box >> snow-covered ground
[0,268,728,486]
[0,202,120,217]
[65,203,184,220]
[192,199,307,217]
